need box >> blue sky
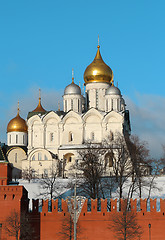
[0,0,165,157]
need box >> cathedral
[6,43,131,178]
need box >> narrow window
[110,131,114,141]
[78,99,80,112]
[38,152,42,161]
[69,132,73,142]
[91,132,94,141]
[9,135,11,144]
[44,169,48,178]
[111,99,113,110]
[15,153,17,163]
[65,100,67,112]
[106,99,108,111]
[44,155,48,160]
[71,99,73,110]
[23,135,25,144]
[16,135,18,144]
[50,133,54,142]
[96,90,99,109]
[32,155,35,161]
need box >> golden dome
[7,103,27,133]
[84,45,113,84]
[33,89,46,112]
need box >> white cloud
[125,93,165,158]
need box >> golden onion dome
[84,45,113,84]
[32,89,46,112]
[7,102,27,133]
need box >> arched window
[9,135,11,144]
[105,152,114,168]
[32,155,35,161]
[23,135,25,144]
[16,135,18,144]
[44,155,48,160]
[64,153,74,164]
[69,132,73,142]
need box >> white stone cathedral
[6,44,131,178]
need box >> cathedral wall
[32,121,44,148]
[7,148,27,179]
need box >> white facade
[21,83,130,177]
[7,45,131,178]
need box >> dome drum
[105,86,121,96]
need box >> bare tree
[75,133,151,202]
[126,135,150,199]
[106,133,131,200]
[4,210,33,240]
[22,166,38,182]
[111,200,143,240]
[39,162,60,199]
[77,142,106,199]
[58,214,82,240]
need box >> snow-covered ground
[18,176,165,209]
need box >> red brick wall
[0,186,28,240]
[40,198,165,240]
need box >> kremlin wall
[0,162,165,239]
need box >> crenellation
[140,198,147,213]
[160,199,165,212]
[150,199,157,212]
[111,199,117,212]
[130,199,137,211]
[101,199,107,212]
[61,199,68,212]
[91,199,97,213]
[51,199,58,213]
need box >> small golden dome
[7,102,27,133]
[84,45,113,84]
[33,89,46,112]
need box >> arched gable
[43,111,61,125]
[83,108,103,123]
[62,111,83,124]
[103,111,123,124]
[27,114,42,126]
